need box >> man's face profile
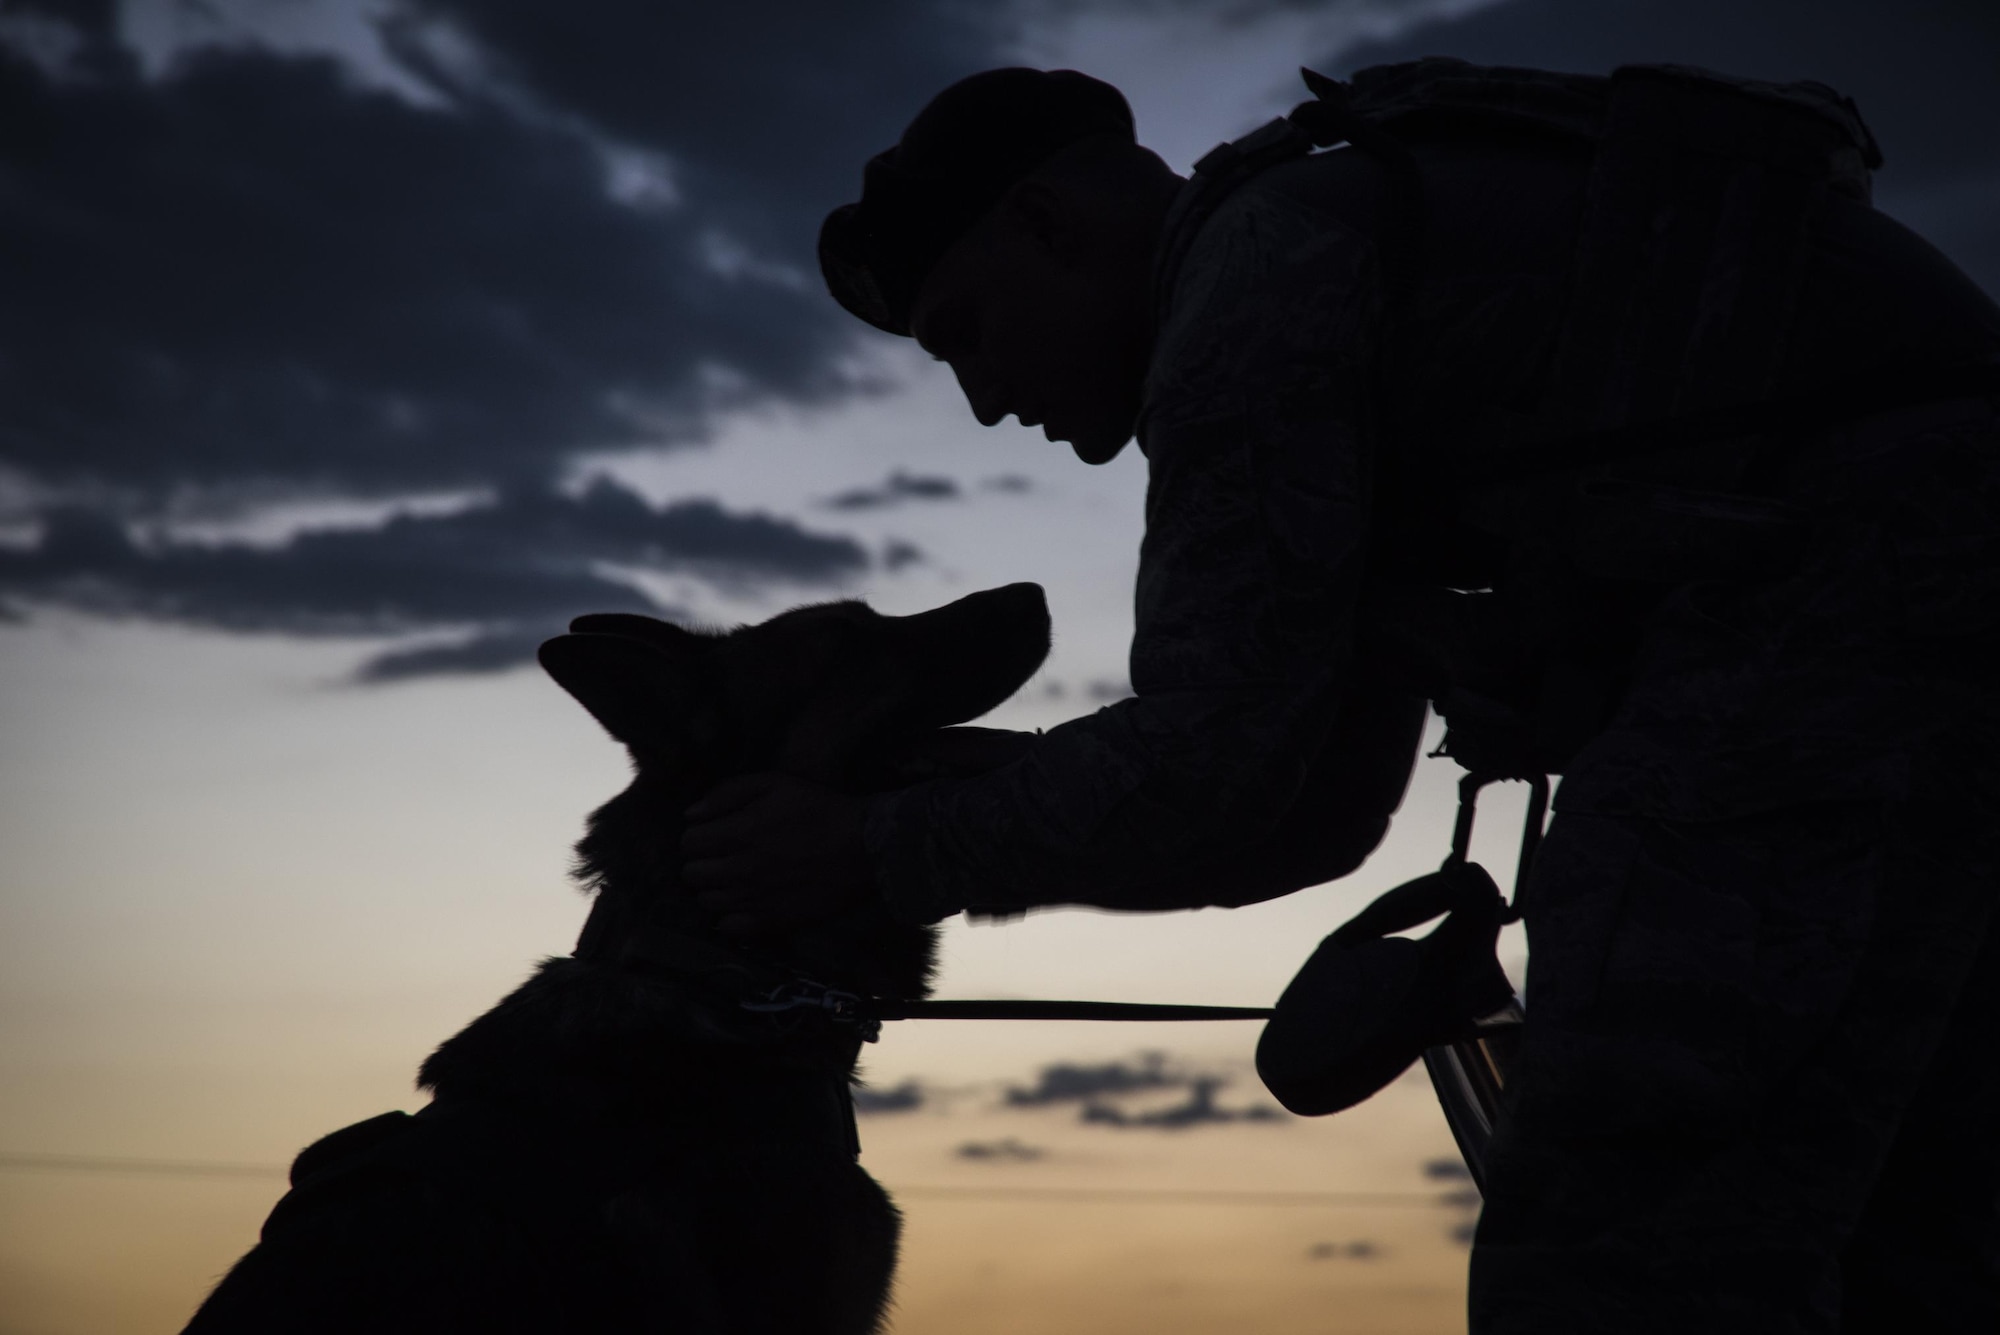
[907,174,1151,466]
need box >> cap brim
[818,203,910,337]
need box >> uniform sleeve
[865,188,1389,921]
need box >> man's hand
[682,773,872,934]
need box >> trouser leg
[1464,397,2000,1332]
[1839,863,2000,1331]
[1469,772,2000,1335]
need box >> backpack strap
[1153,65,1431,323]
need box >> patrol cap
[819,68,1135,337]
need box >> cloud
[824,471,963,511]
[982,474,1035,494]
[1080,1075,1286,1128]
[1004,1052,1181,1106]
[1039,677,1136,702]
[1002,1052,1286,1126]
[1331,0,2000,295]
[1,42,842,502]
[0,476,868,679]
[0,2,1015,670]
[1426,1154,1481,1246]
[391,0,1006,268]
[0,2,1026,509]
[853,1079,926,1115]
[355,625,567,683]
[955,1137,1046,1161]
[1306,1239,1382,1261]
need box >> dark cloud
[1004,1051,1180,1106]
[0,476,866,679]
[852,1079,926,1115]
[955,1137,1046,1161]
[882,539,926,572]
[0,1,1000,669]
[0,1,1016,505]
[0,40,850,501]
[1004,1053,1284,1129]
[824,471,963,511]
[981,473,1035,494]
[392,0,1003,267]
[1038,677,1136,702]
[1427,1154,1482,1246]
[1080,1075,1286,1129]
[354,625,580,684]
[1306,1239,1382,1261]
[1333,0,2000,296]
[1423,1156,1472,1181]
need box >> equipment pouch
[1257,774,1546,1123]
[1256,860,1515,1116]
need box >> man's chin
[1065,425,1134,466]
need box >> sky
[1,1,1996,1331]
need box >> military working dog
[182,583,1051,1335]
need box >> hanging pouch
[1256,774,1544,1118]
[1257,860,1514,1115]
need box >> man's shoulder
[1162,148,1387,295]
[1144,153,1389,426]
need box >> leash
[874,999,1275,1023]
[741,981,1272,1043]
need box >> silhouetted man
[684,64,2000,1332]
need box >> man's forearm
[1102,682,1425,909]
[865,682,1426,921]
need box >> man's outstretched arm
[687,191,1391,928]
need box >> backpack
[1238,61,1895,1177]
[1165,57,1886,477]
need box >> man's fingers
[684,772,776,822]
[714,890,829,936]
[680,809,763,858]
[683,853,762,892]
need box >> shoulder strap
[1153,66,1430,321]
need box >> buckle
[740,980,882,1042]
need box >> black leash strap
[871,999,1275,1023]
[740,979,1272,1041]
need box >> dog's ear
[538,626,707,760]
[889,582,1052,728]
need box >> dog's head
[538,582,1051,997]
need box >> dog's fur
[182,583,1051,1335]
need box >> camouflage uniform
[1477,393,2000,1334]
[865,92,2000,1331]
